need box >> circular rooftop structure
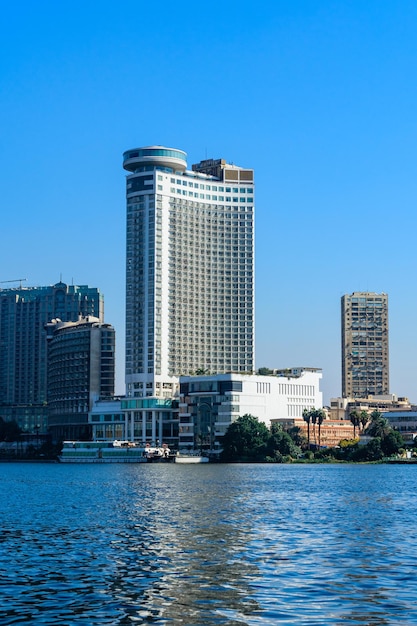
[123,145,187,173]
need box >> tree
[258,367,273,376]
[302,408,325,449]
[302,408,312,449]
[349,410,361,438]
[381,430,404,457]
[311,410,317,447]
[360,410,404,459]
[267,422,301,460]
[359,410,369,432]
[354,437,384,461]
[315,408,325,448]
[366,412,390,438]
[287,426,308,450]
[0,417,21,441]
[220,414,269,462]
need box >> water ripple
[0,463,416,624]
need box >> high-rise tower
[0,282,104,432]
[341,292,389,398]
[123,146,255,399]
[45,316,115,441]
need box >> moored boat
[174,453,209,464]
[60,440,149,463]
[143,443,174,462]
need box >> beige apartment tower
[341,292,389,398]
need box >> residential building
[123,146,255,401]
[329,395,411,421]
[178,369,322,453]
[45,316,115,441]
[0,282,103,434]
[341,292,389,398]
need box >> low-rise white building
[179,368,322,452]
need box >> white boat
[60,440,149,463]
[174,453,209,464]
[143,443,173,462]
[60,441,206,464]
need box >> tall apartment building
[341,292,389,398]
[123,146,255,400]
[0,282,104,433]
[45,316,115,441]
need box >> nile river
[0,462,416,625]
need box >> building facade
[45,316,115,441]
[123,146,255,400]
[120,397,179,448]
[384,411,417,443]
[341,292,389,398]
[89,399,125,442]
[0,282,104,433]
[329,394,411,421]
[178,369,322,453]
[275,417,355,448]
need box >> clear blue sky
[1,1,417,403]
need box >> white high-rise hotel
[123,146,255,399]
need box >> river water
[0,462,416,625]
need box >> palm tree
[359,410,369,433]
[302,408,312,449]
[349,410,361,438]
[366,411,390,438]
[311,410,318,447]
[315,409,325,449]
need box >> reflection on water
[0,463,416,624]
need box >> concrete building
[275,417,355,448]
[123,146,255,400]
[341,292,389,398]
[384,411,417,443]
[45,316,115,441]
[0,282,103,434]
[119,397,179,448]
[329,394,411,421]
[178,369,322,453]
[89,398,125,441]
[88,398,179,446]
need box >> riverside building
[0,282,103,434]
[178,369,322,454]
[45,316,115,441]
[123,146,255,402]
[341,292,389,398]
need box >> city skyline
[2,2,417,404]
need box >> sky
[1,1,417,404]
